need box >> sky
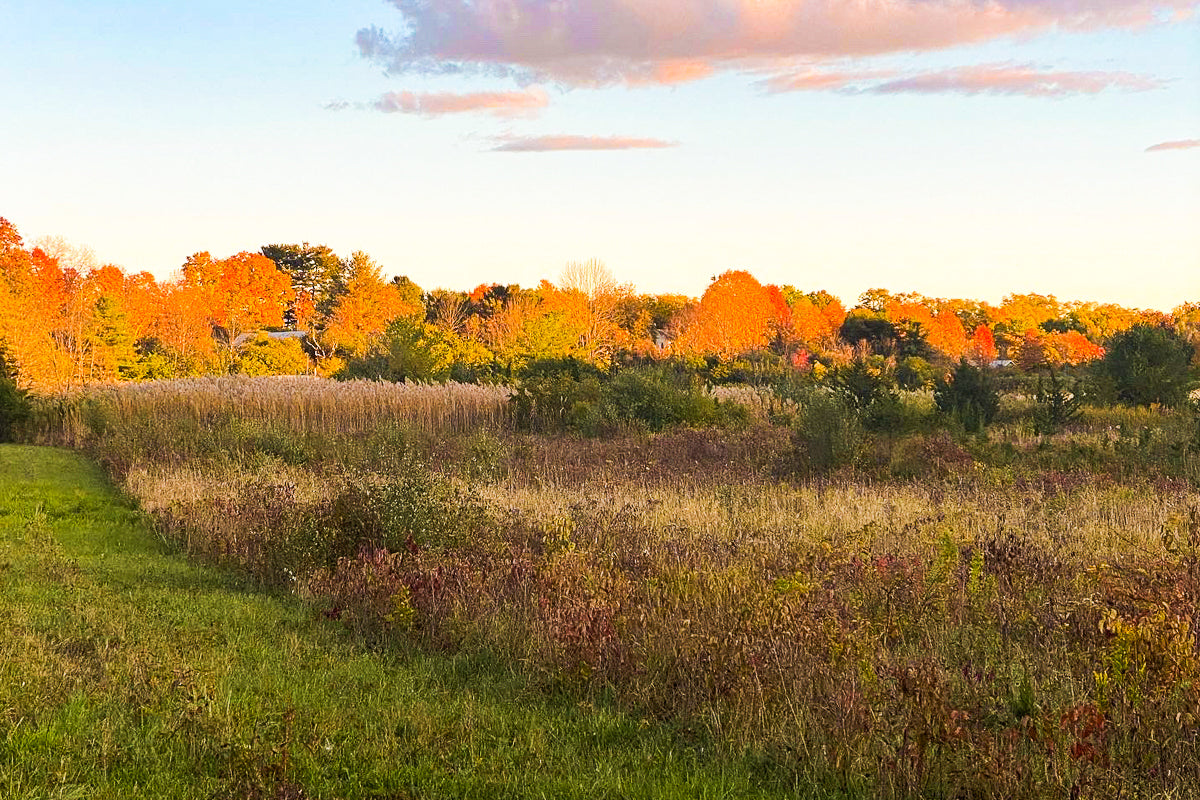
[1,0,1198,310]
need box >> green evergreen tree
[86,295,140,381]
[1093,324,1196,407]
[935,360,1000,433]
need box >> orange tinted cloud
[1145,138,1200,152]
[358,0,1196,86]
[491,135,677,152]
[625,60,715,86]
[374,87,549,117]
[868,65,1162,97]
[762,68,897,93]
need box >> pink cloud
[357,0,1197,86]
[1145,138,1200,151]
[374,87,549,117]
[762,68,898,93]
[868,64,1163,97]
[491,135,677,152]
[624,59,716,87]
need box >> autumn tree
[485,293,579,367]
[926,312,969,361]
[785,290,845,352]
[182,251,294,357]
[613,293,690,355]
[1045,330,1104,366]
[674,270,775,359]
[390,275,426,314]
[999,293,1063,336]
[384,318,492,382]
[0,224,83,387]
[968,325,998,366]
[234,333,313,376]
[321,251,422,360]
[153,282,219,375]
[1014,329,1051,372]
[556,259,629,365]
[428,290,470,334]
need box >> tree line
[1,216,1197,394]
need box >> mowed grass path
[0,446,786,800]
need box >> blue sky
[1,0,1197,309]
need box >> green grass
[0,445,790,800]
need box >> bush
[603,368,746,433]
[234,333,313,376]
[0,347,30,442]
[283,457,492,576]
[828,356,913,433]
[896,356,936,390]
[383,318,494,383]
[829,356,896,412]
[510,358,606,432]
[1032,369,1083,435]
[935,360,999,433]
[786,389,866,476]
[511,360,746,435]
[1093,324,1196,407]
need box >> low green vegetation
[0,445,791,799]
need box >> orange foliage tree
[675,270,775,359]
[968,325,998,366]
[788,291,846,352]
[1045,330,1104,366]
[556,259,630,365]
[321,251,422,360]
[926,312,969,361]
[182,251,294,356]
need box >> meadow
[0,444,790,799]
[13,374,1200,798]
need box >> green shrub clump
[1092,324,1196,407]
[786,389,866,476]
[511,358,746,435]
[935,360,999,433]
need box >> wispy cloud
[491,134,677,152]
[374,87,549,117]
[1145,138,1200,152]
[760,63,1162,97]
[357,0,1196,87]
[868,65,1162,97]
[761,68,898,93]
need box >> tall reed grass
[32,376,512,446]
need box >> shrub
[935,360,999,433]
[511,360,746,435]
[896,356,936,390]
[1093,324,1196,407]
[829,356,908,433]
[786,389,866,476]
[383,318,494,383]
[602,368,746,433]
[510,357,606,432]
[1032,369,1083,435]
[234,333,313,376]
[325,459,489,554]
[864,390,935,435]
